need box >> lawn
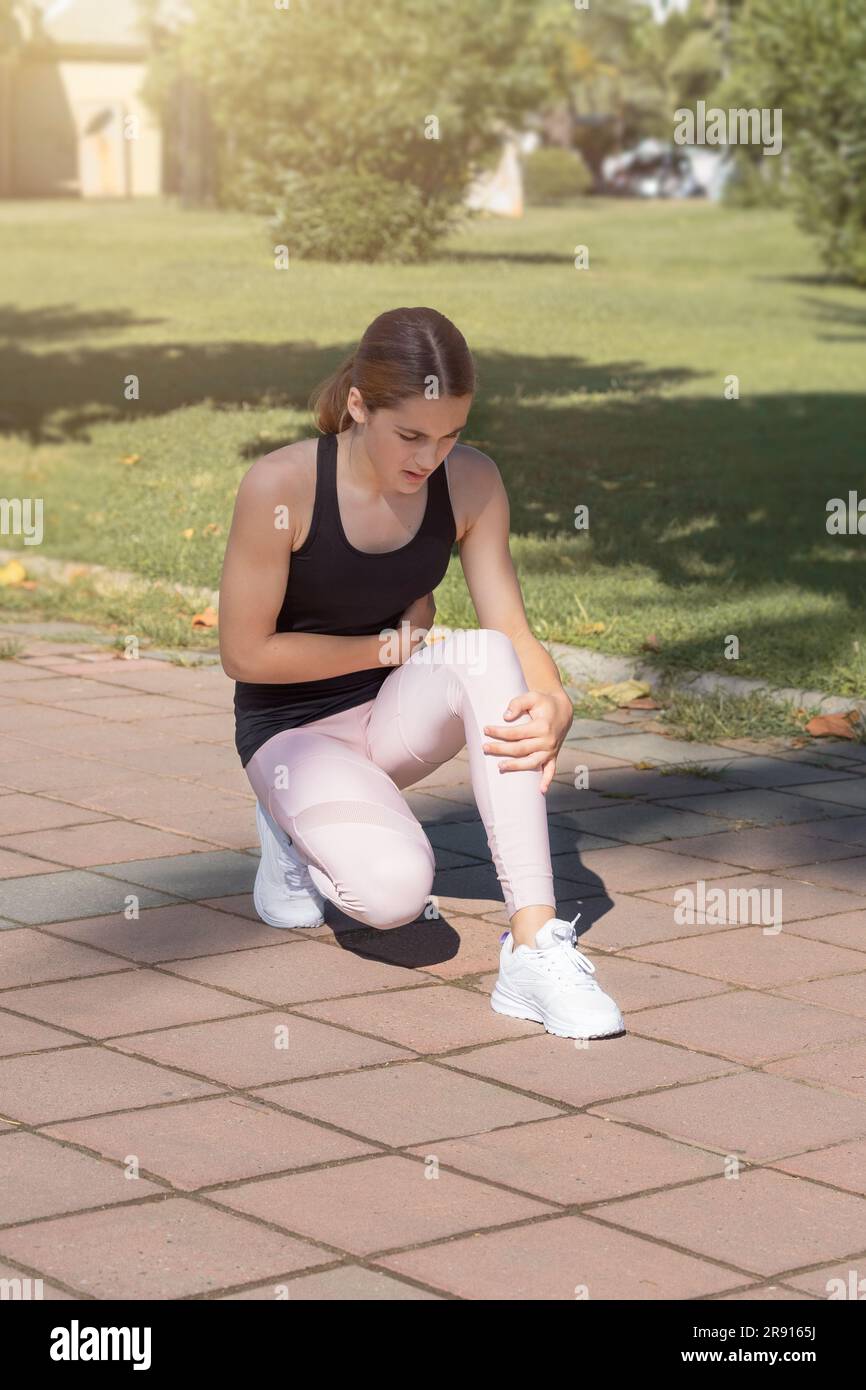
[1,196,864,694]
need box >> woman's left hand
[482,690,574,794]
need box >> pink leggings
[244,627,556,929]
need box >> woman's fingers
[482,736,550,758]
[496,749,551,773]
[539,757,557,792]
[482,719,547,742]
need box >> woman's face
[348,390,474,491]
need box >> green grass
[1,197,865,691]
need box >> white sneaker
[490,913,625,1040]
[253,801,325,929]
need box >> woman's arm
[218,459,424,682]
[450,448,574,792]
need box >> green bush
[523,146,594,204]
[729,0,866,285]
[721,151,789,210]
[268,171,451,264]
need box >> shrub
[523,146,595,204]
[268,171,452,264]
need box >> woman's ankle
[509,904,557,949]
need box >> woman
[219,306,624,1041]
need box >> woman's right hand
[395,592,436,663]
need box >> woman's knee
[437,626,521,681]
[356,842,435,929]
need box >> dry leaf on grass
[0,559,27,587]
[625,696,663,710]
[588,678,651,707]
[805,711,862,740]
[191,605,218,629]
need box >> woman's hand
[394,592,436,663]
[482,689,574,794]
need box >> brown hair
[308,306,476,434]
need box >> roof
[11,0,191,50]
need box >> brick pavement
[0,638,865,1300]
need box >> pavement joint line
[5,1068,866,1248]
[0,1137,843,1293]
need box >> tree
[727,0,866,284]
[142,0,556,260]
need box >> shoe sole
[490,983,624,1041]
[253,864,325,930]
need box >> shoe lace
[539,914,600,990]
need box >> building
[0,0,209,200]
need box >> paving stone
[407,1112,721,1205]
[5,644,866,1303]
[0,1260,75,1299]
[39,901,284,963]
[0,846,63,880]
[785,910,866,952]
[584,1169,866,1277]
[639,871,866,923]
[0,870,181,926]
[43,1094,376,1189]
[592,1069,866,1162]
[567,733,747,765]
[565,719,634,740]
[221,1266,441,1299]
[0,927,130,988]
[770,1133,866,1196]
[785,1257,866,1298]
[0,821,210,869]
[658,788,859,826]
[91,850,258,900]
[0,1009,81,1057]
[549,804,733,846]
[623,926,866,987]
[426,819,576,859]
[776,856,866,896]
[804,814,866,846]
[707,757,860,789]
[0,1197,330,1299]
[212,1153,552,1256]
[0,1130,164,1223]
[765,1038,866,1103]
[657,825,866,871]
[443,1033,741,1106]
[629,990,866,1065]
[2,968,260,1039]
[297,982,539,1053]
[772,971,866,1019]
[0,1046,218,1124]
[253,1060,559,1147]
[531,892,730,951]
[161,939,424,1005]
[584,767,740,799]
[559,845,743,893]
[112,1009,412,1087]
[403,791,480,824]
[0,795,108,835]
[376,1213,743,1300]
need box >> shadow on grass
[1,304,864,684]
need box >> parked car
[601,139,706,198]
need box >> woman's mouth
[402,468,427,483]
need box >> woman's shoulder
[444,442,506,542]
[235,436,319,546]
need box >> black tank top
[233,431,458,767]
